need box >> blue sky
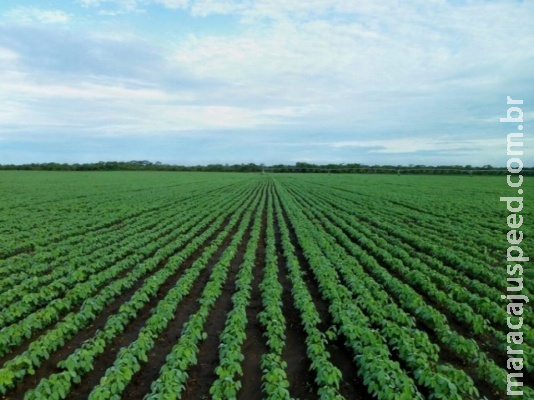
[0,0,532,166]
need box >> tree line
[0,161,531,175]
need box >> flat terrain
[0,171,532,399]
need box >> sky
[0,0,533,166]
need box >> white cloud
[79,0,104,6]
[171,1,534,92]
[0,68,325,136]
[3,7,72,24]
[154,0,190,10]
[0,80,171,102]
[1,0,533,165]
[190,0,246,16]
[78,0,142,12]
[0,47,19,63]
[79,0,189,11]
[314,137,528,155]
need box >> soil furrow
[284,183,528,399]
[7,213,233,399]
[180,205,259,400]
[274,223,318,400]
[68,213,243,400]
[0,216,193,366]
[238,204,269,400]
[315,203,522,388]
[274,186,369,399]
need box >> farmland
[0,171,532,399]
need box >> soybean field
[0,171,533,400]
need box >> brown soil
[179,207,257,400]
[118,213,247,400]
[8,182,529,400]
[6,218,221,400]
[238,203,269,400]
[4,188,253,400]
[274,190,369,399]
[275,229,318,400]
[115,186,256,400]
[65,214,240,400]
[311,197,528,399]
[0,218,185,367]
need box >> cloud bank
[0,0,532,165]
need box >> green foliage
[0,172,533,399]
